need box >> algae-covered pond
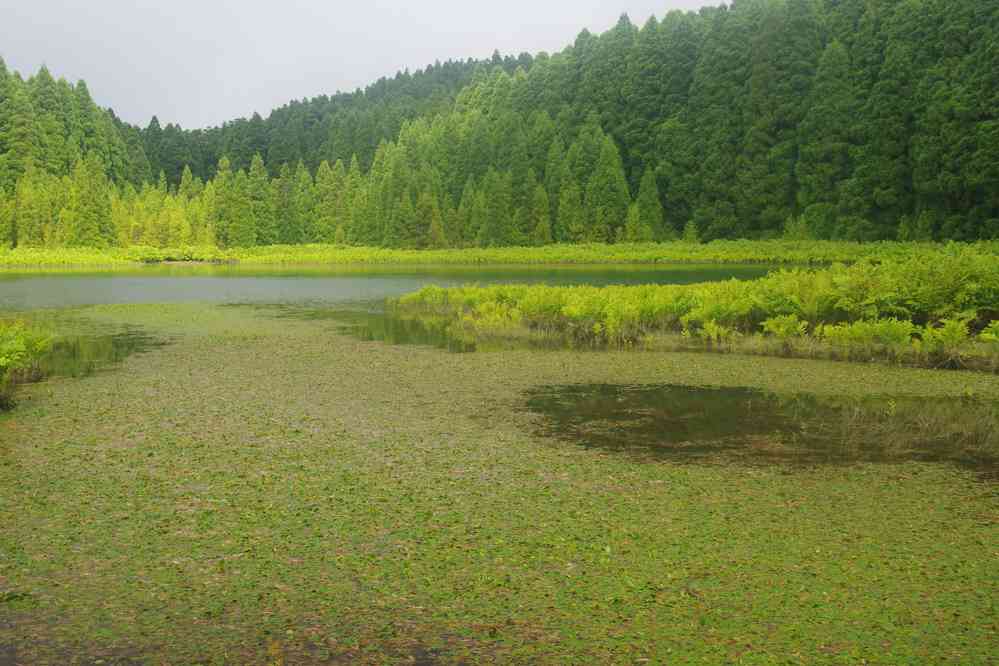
[2,267,998,664]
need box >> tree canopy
[2,0,998,248]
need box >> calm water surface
[0,263,770,310]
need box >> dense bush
[0,321,51,408]
[397,247,999,370]
[3,240,997,269]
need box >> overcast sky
[2,0,716,129]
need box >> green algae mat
[2,303,997,664]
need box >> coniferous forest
[2,0,998,251]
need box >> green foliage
[396,247,999,368]
[819,319,917,352]
[623,203,654,242]
[3,0,996,247]
[980,321,999,344]
[0,320,51,407]
[3,239,997,272]
[681,220,700,244]
[782,216,814,241]
[762,314,808,340]
[917,318,972,366]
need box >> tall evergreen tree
[227,169,257,247]
[635,167,666,240]
[248,154,276,244]
[584,136,630,242]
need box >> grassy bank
[2,239,997,269]
[2,302,998,663]
[396,246,999,371]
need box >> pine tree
[455,178,478,246]
[290,161,315,243]
[477,169,514,247]
[0,191,14,247]
[795,41,859,238]
[60,153,113,247]
[420,191,448,249]
[635,167,667,240]
[13,170,58,246]
[623,202,654,242]
[0,75,41,191]
[682,219,700,244]
[227,170,257,248]
[584,136,630,242]
[248,154,276,244]
[558,179,585,242]
[544,136,569,227]
[273,163,295,244]
[529,185,553,245]
[313,160,342,242]
[209,157,232,246]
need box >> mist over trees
[2,0,998,249]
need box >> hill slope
[1,0,997,248]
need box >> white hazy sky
[1,0,717,129]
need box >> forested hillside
[2,0,998,250]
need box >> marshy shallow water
[3,299,999,664]
[38,328,167,378]
[523,383,999,477]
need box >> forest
[1,0,997,251]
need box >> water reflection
[524,384,999,477]
[38,329,166,378]
[0,264,772,310]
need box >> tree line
[2,0,998,248]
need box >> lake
[0,263,771,310]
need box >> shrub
[918,318,972,367]
[761,314,808,340]
[0,321,52,408]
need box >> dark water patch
[524,384,999,477]
[36,328,167,379]
[257,304,481,353]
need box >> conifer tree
[313,160,342,242]
[529,184,553,245]
[682,219,700,243]
[60,153,113,247]
[292,161,316,243]
[212,157,233,246]
[558,179,585,242]
[636,167,667,240]
[0,76,41,191]
[455,179,478,246]
[477,169,514,247]
[227,170,257,248]
[0,192,14,247]
[420,191,448,249]
[584,136,630,242]
[273,163,295,244]
[248,154,276,245]
[623,202,654,242]
[795,41,859,237]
